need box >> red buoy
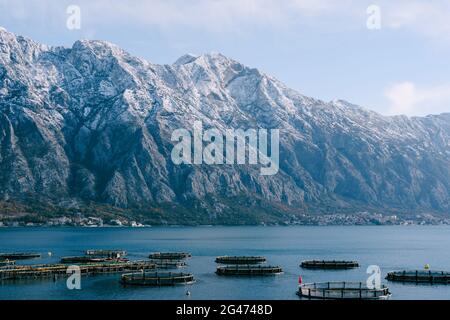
[298,276,303,284]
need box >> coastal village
[0,212,449,227]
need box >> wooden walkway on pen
[386,270,450,283]
[216,265,283,276]
[121,271,195,286]
[0,261,156,281]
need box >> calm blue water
[1,226,450,300]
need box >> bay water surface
[0,226,449,300]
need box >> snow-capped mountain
[0,28,449,223]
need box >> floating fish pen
[149,259,186,269]
[0,253,41,260]
[300,260,359,269]
[0,261,156,281]
[60,256,128,264]
[216,265,283,276]
[85,250,127,258]
[386,270,450,284]
[297,282,391,300]
[215,256,266,265]
[121,271,195,286]
[149,252,191,260]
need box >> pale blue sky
[1,0,449,116]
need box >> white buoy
[48,252,52,257]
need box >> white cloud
[82,0,341,31]
[80,0,450,42]
[2,0,450,41]
[384,82,450,116]
[383,0,450,43]
[0,0,361,34]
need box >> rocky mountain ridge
[0,28,449,224]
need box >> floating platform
[60,256,129,264]
[0,253,41,260]
[85,250,127,258]
[149,252,191,260]
[121,271,195,286]
[297,282,391,300]
[0,261,156,281]
[216,265,283,276]
[386,270,450,284]
[300,260,359,269]
[215,256,266,265]
[148,259,186,269]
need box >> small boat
[297,282,391,300]
[0,253,41,260]
[300,260,359,269]
[386,270,450,284]
[215,256,266,265]
[120,271,195,286]
[216,265,283,276]
[148,252,191,260]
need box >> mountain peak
[199,52,238,65]
[0,26,17,42]
[72,39,124,55]
[0,28,50,63]
[174,52,237,67]
[174,53,198,65]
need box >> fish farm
[121,271,195,286]
[1,247,426,299]
[297,282,391,300]
[386,270,450,283]
[300,260,359,269]
[149,252,192,260]
[215,256,266,264]
[0,261,156,281]
[0,253,41,260]
[216,265,283,276]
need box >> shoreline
[1,223,450,229]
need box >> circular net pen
[85,250,127,258]
[148,252,191,260]
[300,260,359,269]
[149,259,187,269]
[215,256,266,265]
[216,265,283,276]
[120,271,195,286]
[386,270,450,284]
[297,282,391,300]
